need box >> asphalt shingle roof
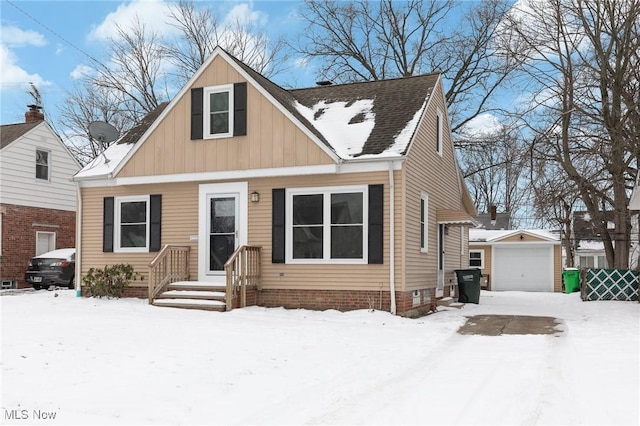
[0,121,41,150]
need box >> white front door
[198,182,248,282]
[436,224,445,297]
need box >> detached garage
[469,229,562,292]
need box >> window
[115,195,150,252]
[420,192,428,252]
[36,149,50,180]
[287,186,367,263]
[469,250,484,268]
[435,109,443,155]
[36,232,56,255]
[204,84,233,138]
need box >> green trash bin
[562,268,580,293]
[455,269,481,304]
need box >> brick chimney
[25,104,44,123]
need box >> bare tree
[502,0,640,268]
[294,0,518,132]
[58,82,135,165]
[166,0,289,82]
[458,127,530,225]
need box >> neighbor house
[73,47,476,316]
[0,106,81,288]
[469,229,562,292]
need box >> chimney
[25,104,44,123]
[490,205,497,226]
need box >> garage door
[492,245,553,292]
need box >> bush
[83,264,142,298]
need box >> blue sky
[0,0,311,125]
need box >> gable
[116,55,336,179]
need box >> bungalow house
[73,47,476,316]
[0,106,81,288]
[469,229,562,292]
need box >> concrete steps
[437,297,465,309]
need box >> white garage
[492,245,554,291]
[469,229,561,293]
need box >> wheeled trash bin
[562,268,580,293]
[455,269,481,304]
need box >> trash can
[455,269,481,304]
[562,268,580,293]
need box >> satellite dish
[88,121,119,164]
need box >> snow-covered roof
[75,49,439,180]
[469,229,559,243]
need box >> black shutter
[272,188,285,263]
[149,195,162,252]
[191,87,203,140]
[233,82,247,136]
[368,185,384,264]
[103,197,114,253]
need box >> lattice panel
[583,268,639,301]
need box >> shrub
[83,264,142,298]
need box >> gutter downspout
[75,186,82,297]
[388,162,396,315]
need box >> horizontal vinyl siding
[80,171,399,292]
[117,57,334,179]
[0,124,79,211]
[402,81,469,292]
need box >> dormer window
[35,149,50,181]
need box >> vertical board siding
[117,56,334,179]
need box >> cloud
[460,113,503,138]
[70,64,95,80]
[223,3,267,27]
[88,0,178,41]
[0,44,49,90]
[0,25,46,47]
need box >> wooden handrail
[224,245,261,311]
[148,245,190,303]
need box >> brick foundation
[0,204,75,288]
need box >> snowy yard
[1,289,638,425]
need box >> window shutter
[103,197,114,253]
[191,88,203,140]
[233,82,247,136]
[272,188,285,263]
[149,195,162,252]
[368,185,384,264]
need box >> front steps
[437,297,465,309]
[152,282,227,311]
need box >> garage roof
[470,229,560,243]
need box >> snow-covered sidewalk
[1,290,638,425]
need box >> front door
[436,224,445,297]
[198,182,247,282]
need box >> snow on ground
[1,290,638,425]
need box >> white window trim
[469,249,485,269]
[286,185,368,264]
[204,84,234,139]
[35,148,51,181]
[420,192,428,253]
[114,195,150,253]
[436,109,443,156]
[35,231,56,255]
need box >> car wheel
[32,284,42,290]
[68,275,75,290]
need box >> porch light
[251,191,260,203]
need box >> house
[469,229,562,292]
[474,205,512,230]
[72,47,476,316]
[0,106,81,289]
[571,210,639,269]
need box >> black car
[25,248,75,290]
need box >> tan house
[73,47,476,316]
[469,229,562,292]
